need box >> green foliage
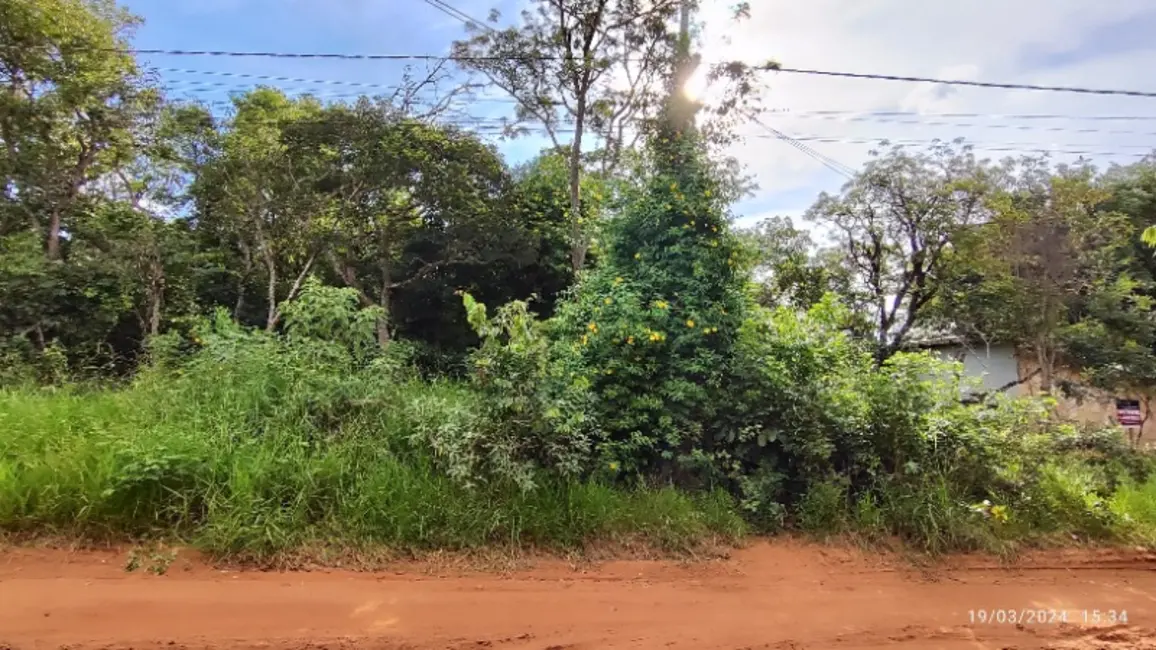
[795,478,850,536]
[5,0,1156,562]
[550,131,748,475]
[0,286,742,559]
[804,143,993,363]
[744,217,854,313]
[415,292,594,490]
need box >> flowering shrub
[550,132,749,476]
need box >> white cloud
[155,0,1156,233]
[694,0,1156,226]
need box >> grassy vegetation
[0,373,744,563]
[4,289,1156,564]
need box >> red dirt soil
[3,541,1156,649]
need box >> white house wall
[929,344,1021,394]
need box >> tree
[453,0,683,272]
[0,0,153,261]
[942,159,1139,394]
[743,216,852,312]
[0,0,190,371]
[309,101,521,347]
[1061,274,1156,444]
[192,89,330,332]
[806,142,991,364]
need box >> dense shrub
[0,284,744,559]
[5,128,1156,561]
[552,155,747,479]
[450,133,1156,553]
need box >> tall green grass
[0,333,744,561]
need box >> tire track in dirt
[2,541,1156,649]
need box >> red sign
[1117,400,1143,427]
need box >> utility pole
[668,0,698,135]
[679,0,691,49]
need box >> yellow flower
[711,225,718,232]
[686,319,695,328]
[605,368,615,375]
[614,276,624,285]
[604,297,612,305]
[581,335,589,345]
[991,504,1009,523]
[627,336,635,345]
[690,220,696,227]
[654,300,669,310]
[634,252,641,260]
[670,182,678,191]
[608,461,620,471]
[710,240,719,247]
[587,322,598,333]
[704,189,712,197]
[721,308,727,315]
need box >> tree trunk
[568,94,588,272]
[266,253,316,332]
[377,263,392,348]
[146,252,165,337]
[233,241,253,320]
[264,257,278,332]
[1036,338,1053,395]
[46,209,63,261]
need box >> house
[912,336,1156,445]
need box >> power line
[780,110,1156,122]
[159,68,414,92]
[160,98,1156,156]
[139,105,1156,160]
[790,135,1156,151]
[773,68,1156,99]
[154,75,1156,122]
[163,75,1156,134]
[129,48,1156,98]
[156,73,1156,122]
[747,114,856,178]
[421,0,497,34]
[780,114,1156,138]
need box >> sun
[683,65,710,103]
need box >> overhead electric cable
[127,48,1156,98]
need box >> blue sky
[123,0,1156,234]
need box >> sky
[122,0,1156,237]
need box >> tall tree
[744,216,852,312]
[193,89,329,331]
[806,143,991,364]
[941,159,1138,393]
[452,0,683,271]
[0,0,152,261]
[307,100,519,346]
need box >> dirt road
[3,542,1156,650]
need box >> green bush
[549,131,749,477]
[0,284,743,560]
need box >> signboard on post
[1117,400,1143,427]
